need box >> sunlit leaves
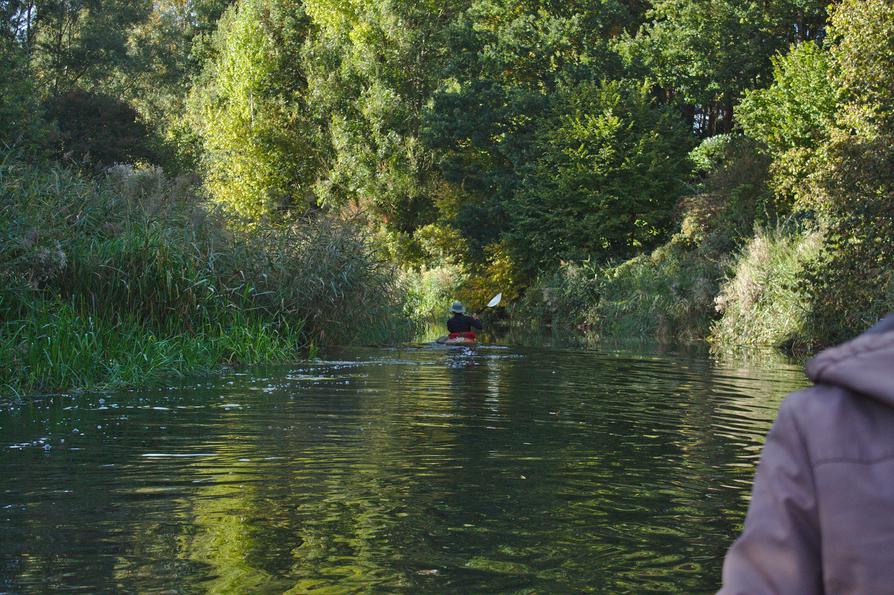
[191,0,322,220]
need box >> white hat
[450,300,465,314]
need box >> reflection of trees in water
[0,349,810,592]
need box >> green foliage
[508,80,692,275]
[712,226,822,350]
[26,0,152,95]
[303,0,467,233]
[736,41,837,207]
[800,130,894,345]
[689,133,739,174]
[0,299,302,394]
[43,90,158,169]
[518,235,720,342]
[795,0,894,345]
[590,237,719,342]
[828,0,894,136]
[737,42,837,155]
[0,37,49,153]
[680,134,773,255]
[402,262,468,327]
[729,0,894,346]
[0,156,410,394]
[191,0,321,220]
[515,260,602,330]
[623,0,827,135]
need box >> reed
[0,156,411,396]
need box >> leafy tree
[736,40,837,208]
[507,80,692,275]
[827,0,894,138]
[43,89,156,168]
[424,0,645,256]
[190,0,322,220]
[0,35,48,153]
[303,0,470,236]
[118,0,233,170]
[624,0,827,135]
[26,0,152,95]
[798,0,894,343]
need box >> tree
[507,80,692,275]
[117,0,233,170]
[26,0,152,95]
[190,0,323,220]
[43,89,156,168]
[424,0,646,256]
[798,0,894,343]
[624,0,827,135]
[0,34,47,152]
[736,40,837,208]
[303,0,470,236]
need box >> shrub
[591,237,720,342]
[712,226,822,350]
[0,156,410,394]
[798,131,894,345]
[518,235,720,342]
[402,262,468,328]
[680,134,773,255]
[43,90,158,169]
[507,79,693,276]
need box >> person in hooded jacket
[719,314,894,594]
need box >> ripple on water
[0,344,807,592]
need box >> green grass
[0,156,413,397]
[710,226,822,351]
[0,299,303,396]
[517,235,720,343]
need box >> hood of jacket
[806,314,894,408]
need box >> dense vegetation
[2,0,892,392]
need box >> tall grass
[710,226,822,351]
[517,235,720,343]
[0,301,302,395]
[0,157,410,395]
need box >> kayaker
[447,300,482,341]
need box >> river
[0,342,808,592]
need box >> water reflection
[0,345,807,592]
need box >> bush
[507,79,693,276]
[712,226,822,350]
[798,132,894,345]
[591,237,720,342]
[43,90,158,169]
[0,156,410,394]
[796,0,894,345]
[680,134,773,255]
[402,262,468,328]
[518,235,720,342]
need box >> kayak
[436,335,477,346]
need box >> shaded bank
[0,158,412,396]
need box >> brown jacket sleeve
[719,397,823,594]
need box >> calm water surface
[0,344,808,593]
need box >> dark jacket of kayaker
[447,313,483,334]
[719,314,894,594]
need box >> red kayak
[436,332,477,346]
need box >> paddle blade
[487,293,502,308]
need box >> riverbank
[514,225,827,353]
[0,158,412,396]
